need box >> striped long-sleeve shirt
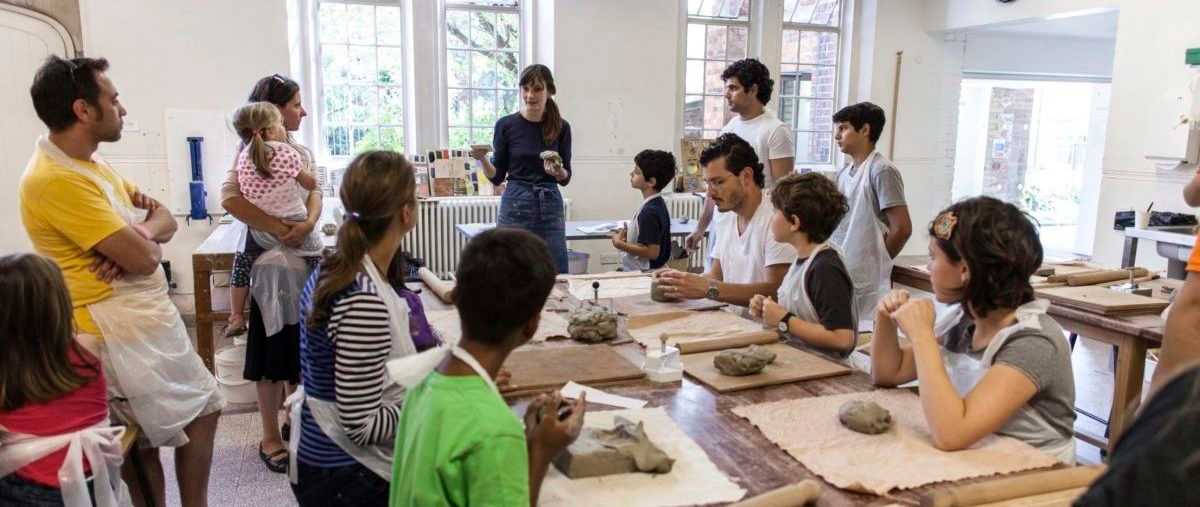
[297,267,439,468]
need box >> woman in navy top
[470,64,573,273]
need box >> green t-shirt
[390,372,530,506]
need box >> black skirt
[242,297,301,383]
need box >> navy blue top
[635,196,672,269]
[489,112,573,186]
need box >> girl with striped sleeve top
[289,151,439,507]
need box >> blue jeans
[0,474,94,506]
[497,180,569,273]
[290,461,388,507]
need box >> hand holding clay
[684,230,704,251]
[528,392,587,457]
[541,150,567,180]
[891,298,936,343]
[838,400,893,434]
[654,270,709,300]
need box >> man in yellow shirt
[19,55,222,507]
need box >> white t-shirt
[712,191,798,284]
[720,110,795,189]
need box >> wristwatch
[705,280,720,300]
[778,312,796,334]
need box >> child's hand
[748,294,766,318]
[527,392,586,456]
[876,289,911,319]
[610,229,625,249]
[495,368,512,388]
[891,298,936,343]
[760,297,787,328]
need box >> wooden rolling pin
[920,465,1105,507]
[1066,268,1149,286]
[729,480,821,507]
[674,331,780,354]
[418,267,455,304]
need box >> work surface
[415,278,1072,505]
[456,219,700,241]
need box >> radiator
[403,197,571,276]
[663,193,709,271]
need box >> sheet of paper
[559,381,647,409]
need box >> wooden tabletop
[414,277,1067,506]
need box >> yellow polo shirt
[19,148,138,336]
[1189,233,1200,274]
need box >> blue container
[187,137,207,219]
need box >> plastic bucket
[567,250,589,274]
[215,345,256,404]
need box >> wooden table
[192,220,336,372]
[891,256,1163,454]
[456,219,701,241]
[417,279,1076,505]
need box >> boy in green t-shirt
[390,228,587,506]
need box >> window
[317,1,408,160]
[444,0,521,147]
[778,0,841,167]
[682,0,751,139]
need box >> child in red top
[0,254,124,505]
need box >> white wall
[962,33,1114,78]
[924,0,1117,33]
[80,0,291,292]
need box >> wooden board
[426,308,569,344]
[501,345,645,395]
[568,275,653,301]
[611,293,726,316]
[626,310,766,350]
[1036,286,1169,316]
[681,343,851,393]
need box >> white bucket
[567,250,589,274]
[215,345,256,404]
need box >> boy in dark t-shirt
[750,172,858,356]
[613,150,675,271]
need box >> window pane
[448,89,470,126]
[322,45,349,83]
[349,86,378,124]
[471,89,497,127]
[723,0,748,18]
[379,86,404,125]
[781,72,798,96]
[379,126,404,152]
[323,85,348,123]
[780,97,795,126]
[705,25,726,59]
[685,60,704,94]
[795,131,833,163]
[448,127,471,149]
[447,50,470,88]
[318,3,346,43]
[377,6,403,45]
[325,126,350,156]
[470,128,493,145]
[727,26,747,60]
[705,61,725,94]
[704,96,725,130]
[799,31,838,65]
[352,126,376,153]
[687,23,705,59]
[498,89,518,116]
[447,10,470,49]
[348,45,377,83]
[496,55,518,88]
[496,13,518,49]
[812,65,836,98]
[470,11,496,49]
[684,95,704,129]
[684,128,704,139]
[782,29,799,64]
[472,51,497,88]
[347,4,374,45]
[789,0,817,23]
[377,47,403,85]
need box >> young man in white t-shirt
[685,59,795,266]
[658,133,797,307]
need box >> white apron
[780,243,858,332]
[941,300,1075,463]
[830,152,893,319]
[619,193,660,272]
[288,257,417,483]
[245,222,323,337]
[29,137,219,448]
[0,419,130,507]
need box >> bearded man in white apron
[19,56,223,507]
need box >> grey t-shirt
[835,155,906,228]
[943,312,1077,454]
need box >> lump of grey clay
[321,223,338,236]
[838,400,892,435]
[540,150,564,172]
[713,345,777,376]
[568,306,618,343]
[553,416,675,479]
[650,279,678,302]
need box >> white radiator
[663,193,709,271]
[403,197,571,276]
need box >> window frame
[313,0,413,166]
[681,14,754,140]
[779,17,843,168]
[439,1,524,149]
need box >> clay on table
[553,416,675,479]
[568,306,619,343]
[650,279,679,303]
[838,400,892,435]
[713,345,777,376]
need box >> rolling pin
[674,331,780,354]
[418,267,455,304]
[1066,268,1149,286]
[920,465,1105,507]
[729,480,821,507]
